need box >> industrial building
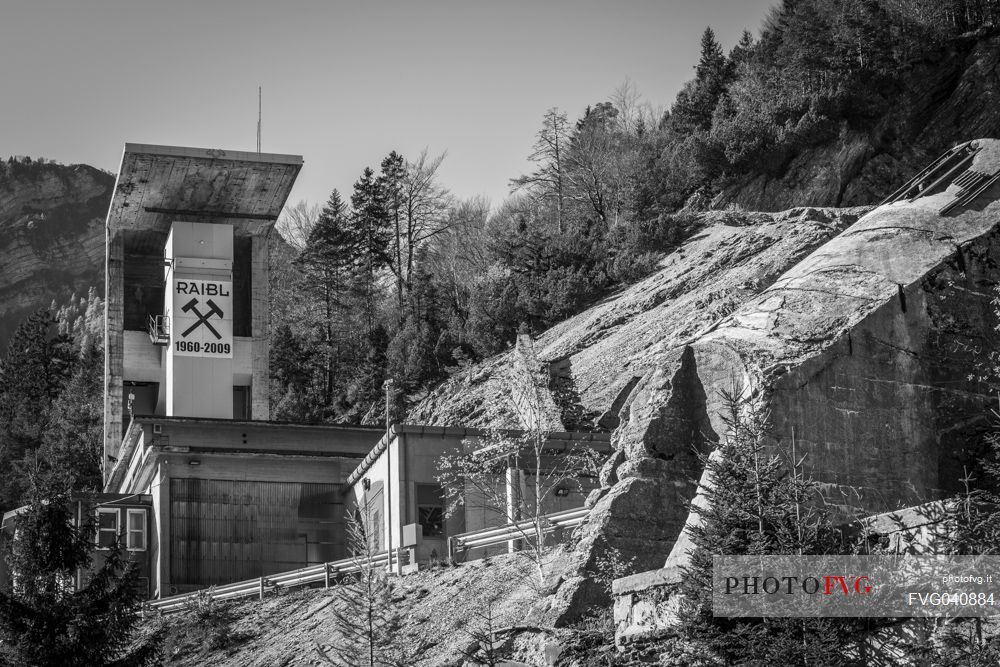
[67,142,606,598]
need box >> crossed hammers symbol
[181,298,223,339]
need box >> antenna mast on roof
[257,86,262,154]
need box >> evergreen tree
[378,152,407,313]
[670,384,862,665]
[0,473,158,666]
[38,343,104,492]
[346,325,390,424]
[270,324,324,422]
[671,27,730,131]
[511,108,570,233]
[315,510,427,666]
[296,189,358,408]
[349,167,392,335]
[0,310,77,509]
[728,29,756,70]
[695,27,727,87]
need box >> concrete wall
[770,247,997,515]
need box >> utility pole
[384,378,395,574]
[257,86,261,154]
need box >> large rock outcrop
[573,139,1000,626]
[0,161,113,348]
[411,206,870,430]
[415,139,1000,627]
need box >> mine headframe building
[94,144,607,598]
[100,144,381,596]
[103,143,299,453]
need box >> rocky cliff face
[714,33,1000,211]
[0,161,113,349]
[424,140,1000,628]
[411,206,871,430]
[410,206,874,623]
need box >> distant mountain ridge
[0,159,113,350]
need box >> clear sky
[0,0,776,209]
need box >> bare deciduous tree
[421,196,493,350]
[276,199,319,252]
[436,373,601,584]
[511,108,570,233]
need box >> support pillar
[506,463,523,554]
[251,234,270,420]
[103,231,124,484]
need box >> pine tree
[0,309,78,509]
[0,473,158,666]
[296,189,358,409]
[378,152,407,313]
[670,384,862,665]
[349,167,392,335]
[270,324,324,422]
[511,108,570,233]
[695,27,727,87]
[670,27,731,132]
[38,343,104,492]
[728,29,756,70]
[315,510,427,667]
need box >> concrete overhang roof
[106,143,303,252]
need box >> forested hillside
[0,158,112,349]
[3,0,1000,509]
[268,0,1000,426]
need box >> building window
[418,506,444,537]
[126,509,146,551]
[416,484,445,537]
[371,508,383,552]
[96,509,119,549]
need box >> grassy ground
[140,546,617,666]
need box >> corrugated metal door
[170,479,341,587]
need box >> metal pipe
[384,379,395,575]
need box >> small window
[416,484,445,538]
[371,508,382,552]
[96,509,119,549]
[126,509,146,551]
[418,506,444,537]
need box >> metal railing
[147,551,391,614]
[146,506,590,614]
[147,314,170,345]
[447,506,589,560]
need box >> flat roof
[345,423,613,488]
[131,414,385,432]
[106,142,304,254]
[123,143,302,166]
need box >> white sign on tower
[171,279,234,358]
